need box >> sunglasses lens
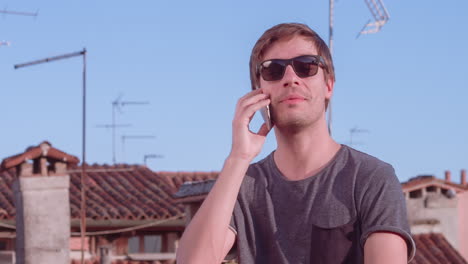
[260,60,285,81]
[259,56,322,81]
[293,56,319,78]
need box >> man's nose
[282,65,300,88]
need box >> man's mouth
[280,95,307,104]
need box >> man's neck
[273,119,341,181]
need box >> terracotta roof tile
[410,233,467,264]
[402,175,468,193]
[0,167,16,220]
[0,141,79,170]
[0,142,217,223]
[66,164,186,221]
[0,163,219,223]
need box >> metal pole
[80,48,87,264]
[328,0,334,136]
[110,97,149,163]
[14,51,84,69]
[112,103,116,164]
[14,48,88,264]
[122,136,126,162]
[0,9,38,17]
[329,0,334,55]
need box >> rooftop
[0,142,218,224]
[411,233,467,264]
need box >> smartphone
[255,86,273,130]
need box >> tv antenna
[1,8,38,47]
[144,154,164,166]
[349,126,370,146]
[98,94,149,164]
[327,0,390,134]
[357,0,390,38]
[0,8,39,17]
[14,49,87,264]
[121,135,156,162]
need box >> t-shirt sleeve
[225,197,242,261]
[229,211,238,235]
[358,164,416,262]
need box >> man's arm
[357,164,415,263]
[176,89,271,264]
[364,232,408,264]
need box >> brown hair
[249,23,335,90]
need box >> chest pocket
[309,217,360,264]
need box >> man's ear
[325,77,335,100]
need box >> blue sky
[1,0,467,183]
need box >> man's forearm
[178,88,271,263]
[177,156,250,264]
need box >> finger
[239,93,269,110]
[237,88,265,105]
[240,98,271,122]
[256,123,271,137]
[233,97,270,127]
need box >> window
[0,241,6,251]
[128,237,139,254]
[409,189,423,199]
[144,235,162,253]
[128,235,162,254]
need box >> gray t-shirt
[229,145,415,264]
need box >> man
[177,23,415,264]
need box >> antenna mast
[327,0,390,134]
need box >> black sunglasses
[258,55,326,81]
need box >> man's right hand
[229,88,271,162]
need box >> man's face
[259,36,334,131]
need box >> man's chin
[273,117,311,133]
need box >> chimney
[461,169,467,185]
[11,143,72,263]
[445,170,451,182]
